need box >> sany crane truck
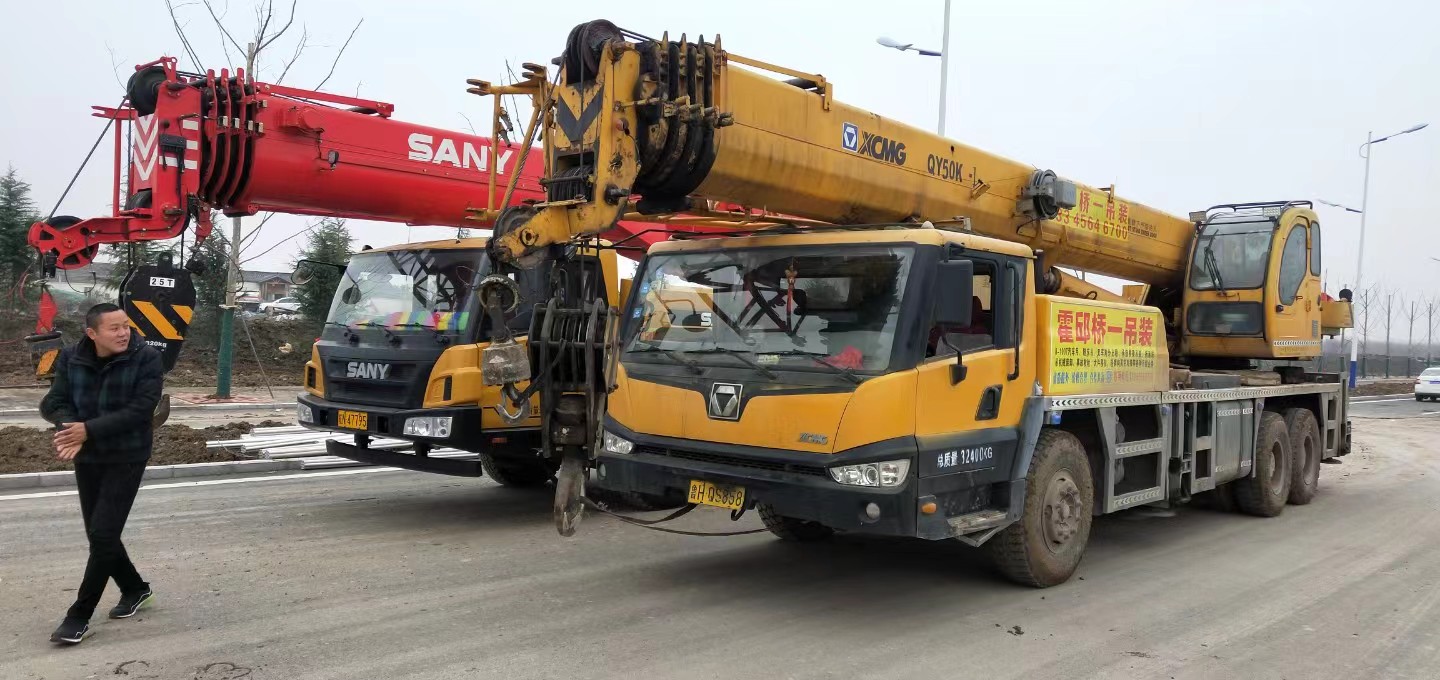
[24,56,726,487]
[470,20,1357,586]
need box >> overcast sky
[3,0,1437,298]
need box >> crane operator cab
[1181,201,1351,362]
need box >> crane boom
[489,21,1194,288]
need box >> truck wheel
[479,454,555,488]
[1234,411,1292,517]
[758,503,833,542]
[987,428,1094,588]
[1283,408,1322,505]
[1198,483,1238,513]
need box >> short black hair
[85,303,125,329]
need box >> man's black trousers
[67,462,149,621]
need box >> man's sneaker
[50,618,90,645]
[109,588,154,619]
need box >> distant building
[241,270,295,302]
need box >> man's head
[85,303,132,357]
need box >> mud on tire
[987,428,1094,588]
[1234,411,1291,517]
[1283,407,1322,505]
[758,503,833,542]
[479,454,555,488]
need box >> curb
[0,459,306,491]
[0,401,296,417]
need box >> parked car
[260,296,302,315]
[1416,367,1440,401]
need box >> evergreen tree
[294,218,353,320]
[0,166,40,301]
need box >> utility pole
[1429,298,1437,369]
[1383,291,1395,379]
[938,0,951,136]
[216,42,256,398]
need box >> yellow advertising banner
[1054,187,1132,242]
[1039,297,1169,396]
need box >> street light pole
[876,0,952,136]
[1347,122,1428,389]
[938,0,951,136]
[1349,131,1372,389]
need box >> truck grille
[634,445,829,477]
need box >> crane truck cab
[591,223,1349,587]
[296,238,618,483]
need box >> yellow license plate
[337,410,368,430]
[688,479,745,510]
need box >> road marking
[1352,397,1416,404]
[0,467,401,502]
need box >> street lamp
[876,0,952,135]
[1348,122,1429,388]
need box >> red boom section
[26,57,730,271]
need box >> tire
[1283,408,1322,506]
[758,503,833,542]
[588,487,686,512]
[987,428,1094,588]
[1234,411,1292,517]
[479,454,555,488]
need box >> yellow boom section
[490,21,1194,287]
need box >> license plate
[688,479,744,510]
[337,410,368,430]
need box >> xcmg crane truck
[476,20,1356,586]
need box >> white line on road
[0,466,402,502]
[1352,397,1416,404]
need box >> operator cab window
[928,263,995,359]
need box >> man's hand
[54,422,88,449]
[56,442,81,462]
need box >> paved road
[3,418,1438,680]
[1351,392,1440,419]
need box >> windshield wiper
[630,342,703,375]
[687,347,778,380]
[383,322,453,344]
[1202,244,1229,296]
[353,322,400,344]
[758,349,862,384]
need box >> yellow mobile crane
[480,20,1354,586]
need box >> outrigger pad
[120,264,197,373]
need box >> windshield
[624,245,916,373]
[325,249,486,334]
[1189,219,1274,291]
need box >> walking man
[41,303,164,645]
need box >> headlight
[829,459,910,487]
[296,403,314,424]
[602,430,634,455]
[403,416,452,438]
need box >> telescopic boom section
[491,20,1197,287]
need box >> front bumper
[592,420,1007,540]
[295,393,540,471]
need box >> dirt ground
[0,315,316,389]
[0,420,289,474]
[1352,380,1418,397]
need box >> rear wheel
[1234,411,1291,517]
[987,428,1094,588]
[1283,408,1322,505]
[758,503,833,542]
[479,454,555,488]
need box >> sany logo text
[407,133,515,173]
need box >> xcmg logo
[841,122,907,166]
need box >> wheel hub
[1042,471,1083,549]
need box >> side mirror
[934,260,975,327]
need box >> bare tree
[1381,289,1397,378]
[1428,296,1440,368]
[1403,295,1422,376]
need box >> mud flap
[120,262,197,373]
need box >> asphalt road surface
[3,412,1438,679]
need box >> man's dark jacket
[40,332,164,464]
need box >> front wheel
[479,454,555,488]
[758,504,833,542]
[987,428,1094,588]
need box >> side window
[1309,221,1322,276]
[1278,225,1307,305]
[927,261,996,358]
